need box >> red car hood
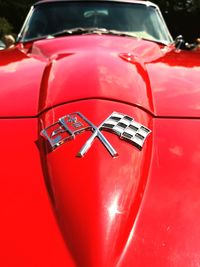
[1,35,200,117]
[1,36,200,267]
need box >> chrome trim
[101,112,151,150]
[41,111,151,157]
[77,112,118,157]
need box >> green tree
[0,17,13,38]
[0,0,35,35]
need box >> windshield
[19,1,173,44]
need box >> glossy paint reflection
[0,47,46,117]
[147,50,200,117]
[119,118,200,267]
[40,100,153,267]
[1,36,200,118]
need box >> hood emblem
[41,112,151,157]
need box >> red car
[1,1,200,266]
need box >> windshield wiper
[19,28,132,43]
[20,27,169,46]
[50,27,169,45]
[51,27,137,38]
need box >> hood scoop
[30,35,165,115]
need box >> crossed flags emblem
[41,112,151,157]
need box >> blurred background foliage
[0,0,199,42]
[0,0,35,38]
[154,0,200,42]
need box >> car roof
[34,0,158,9]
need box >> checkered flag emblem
[41,111,151,157]
[40,112,92,149]
[101,112,151,150]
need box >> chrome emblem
[41,112,151,157]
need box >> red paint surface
[40,100,153,267]
[0,119,75,267]
[119,118,200,267]
[1,36,200,117]
[1,34,200,266]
